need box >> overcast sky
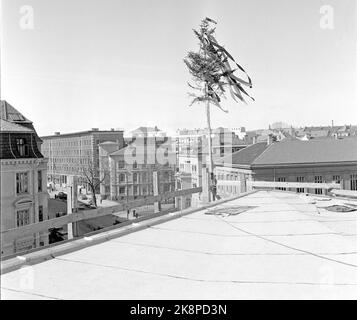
[1,0,356,136]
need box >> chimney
[331,120,334,128]
[92,128,99,131]
[111,128,115,131]
[54,132,60,135]
[267,134,274,145]
[252,136,257,144]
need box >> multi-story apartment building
[0,101,49,255]
[41,129,124,191]
[174,128,246,202]
[175,127,246,162]
[99,131,176,201]
[215,138,357,198]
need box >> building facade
[99,134,176,201]
[215,138,357,198]
[1,101,49,255]
[41,129,124,191]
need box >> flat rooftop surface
[1,191,357,299]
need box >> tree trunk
[90,184,97,207]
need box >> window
[185,197,191,208]
[17,209,30,227]
[39,205,44,222]
[351,174,357,191]
[119,174,126,182]
[118,160,125,169]
[133,185,138,195]
[16,138,29,157]
[38,170,43,192]
[314,176,323,194]
[296,176,305,193]
[16,172,28,194]
[333,175,341,184]
[119,187,126,194]
[277,177,286,191]
[133,173,138,183]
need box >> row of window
[275,174,357,194]
[218,185,242,194]
[216,172,246,181]
[179,163,198,173]
[118,183,172,195]
[117,161,171,169]
[117,171,172,182]
[47,149,93,158]
[118,185,152,195]
[49,157,92,165]
[43,138,92,148]
[48,166,81,173]
[216,174,357,196]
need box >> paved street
[1,191,357,299]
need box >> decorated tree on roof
[184,17,254,195]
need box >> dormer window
[16,138,29,157]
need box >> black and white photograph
[0,0,357,303]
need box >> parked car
[56,192,67,200]
[78,202,96,210]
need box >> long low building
[1,190,357,299]
[215,138,357,198]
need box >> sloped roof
[0,100,42,142]
[216,142,268,167]
[0,100,32,123]
[131,126,161,134]
[252,138,357,166]
[0,119,33,132]
[109,145,133,156]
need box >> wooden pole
[153,171,161,213]
[205,83,213,202]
